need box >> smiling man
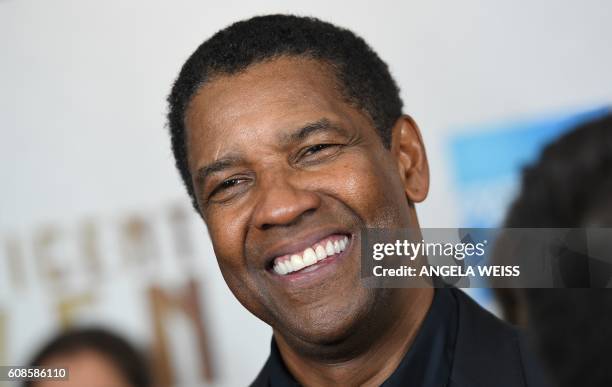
[167,14,549,387]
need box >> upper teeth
[273,236,349,276]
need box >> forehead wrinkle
[197,57,343,117]
[213,142,223,161]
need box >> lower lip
[269,235,353,284]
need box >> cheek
[207,212,270,316]
[207,212,247,273]
[329,154,408,226]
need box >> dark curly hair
[167,14,403,210]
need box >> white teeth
[274,236,351,276]
[303,248,317,265]
[274,262,286,275]
[325,240,335,256]
[340,237,348,250]
[290,254,305,271]
[280,261,290,274]
[315,245,327,261]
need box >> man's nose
[251,171,321,230]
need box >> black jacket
[251,288,551,387]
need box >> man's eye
[302,143,339,158]
[209,177,247,199]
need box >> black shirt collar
[265,288,458,387]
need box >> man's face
[185,56,420,346]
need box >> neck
[274,287,434,387]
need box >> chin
[275,287,380,352]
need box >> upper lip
[260,227,352,269]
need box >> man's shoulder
[249,343,293,387]
[449,288,550,387]
[249,289,552,387]
[250,359,272,387]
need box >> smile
[272,235,349,275]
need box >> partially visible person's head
[166,14,430,359]
[25,327,151,387]
[505,113,612,228]
[498,112,612,387]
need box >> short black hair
[167,14,403,210]
[25,327,151,387]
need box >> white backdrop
[1,1,612,386]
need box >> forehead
[184,56,362,165]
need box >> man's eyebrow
[282,118,350,145]
[195,156,243,186]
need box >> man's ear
[389,115,429,203]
